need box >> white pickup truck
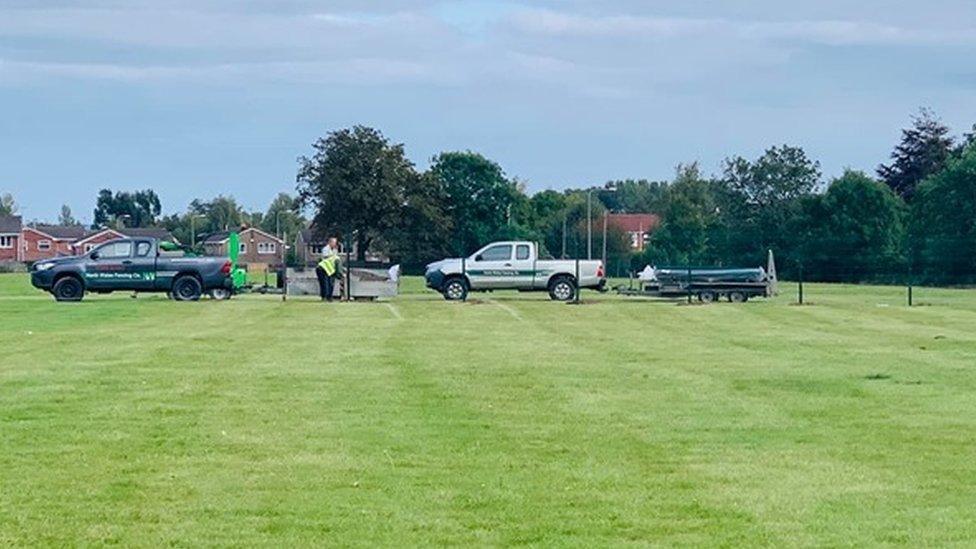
[425,241,606,301]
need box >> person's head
[328,237,338,249]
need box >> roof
[119,227,175,241]
[29,225,87,240]
[202,230,231,244]
[0,215,22,234]
[607,213,661,233]
[203,227,283,244]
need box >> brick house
[20,225,87,262]
[70,227,175,256]
[202,227,284,269]
[607,213,661,251]
[0,215,23,262]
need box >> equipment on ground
[617,251,778,303]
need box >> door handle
[122,260,133,265]
[504,263,512,267]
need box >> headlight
[34,262,55,272]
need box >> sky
[2,1,975,223]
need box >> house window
[38,240,52,251]
[0,236,13,249]
[239,243,247,254]
[257,242,276,255]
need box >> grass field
[2,273,976,546]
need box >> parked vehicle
[425,241,606,301]
[618,251,778,303]
[30,238,233,302]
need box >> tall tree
[0,193,17,216]
[58,204,80,226]
[429,151,520,256]
[259,193,305,240]
[878,109,954,201]
[297,126,426,260]
[797,171,906,282]
[93,189,162,228]
[645,163,724,265]
[722,145,821,264]
[910,147,976,284]
[189,195,247,234]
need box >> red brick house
[70,227,175,256]
[0,215,23,262]
[20,225,86,262]
[607,213,661,251]
[202,227,284,268]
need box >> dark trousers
[315,266,334,301]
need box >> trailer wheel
[442,278,468,301]
[698,291,717,304]
[729,291,748,303]
[209,288,232,301]
[548,276,577,302]
[172,275,203,302]
[52,276,84,302]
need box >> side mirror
[90,251,100,260]
[475,254,484,262]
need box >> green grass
[2,273,976,546]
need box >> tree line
[6,109,975,284]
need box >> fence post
[687,266,693,304]
[345,250,352,302]
[574,258,581,304]
[797,262,804,305]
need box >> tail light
[597,263,605,278]
[221,260,232,275]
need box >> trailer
[617,251,778,303]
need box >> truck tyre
[442,277,468,301]
[209,288,232,301]
[52,276,84,302]
[729,291,748,303]
[548,276,577,302]
[699,291,717,304]
[172,275,203,302]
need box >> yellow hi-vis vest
[318,255,339,276]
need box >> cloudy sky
[2,0,974,222]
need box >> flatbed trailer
[617,251,778,304]
[617,280,771,303]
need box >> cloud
[504,9,976,47]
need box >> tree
[878,109,954,201]
[297,126,428,261]
[910,147,976,284]
[644,163,724,265]
[189,195,247,234]
[58,204,80,226]
[92,189,162,228]
[797,171,906,282]
[722,145,821,265]
[429,151,521,256]
[598,179,668,213]
[259,193,305,240]
[0,193,16,216]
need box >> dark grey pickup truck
[30,238,233,302]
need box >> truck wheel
[699,291,717,304]
[209,288,232,301]
[442,278,468,301]
[173,275,203,302]
[52,277,84,302]
[548,276,577,302]
[729,291,748,303]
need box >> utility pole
[586,190,593,260]
[561,214,567,259]
[602,213,608,268]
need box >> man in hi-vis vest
[315,237,341,301]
